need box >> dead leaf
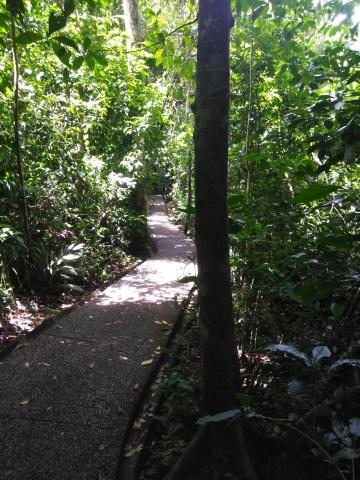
[24,362,30,368]
[141,359,153,366]
[41,362,51,367]
[20,400,29,405]
[133,383,140,390]
[89,362,95,369]
[124,444,143,458]
[119,356,128,361]
[133,418,143,430]
[154,346,161,355]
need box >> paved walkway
[0,196,194,480]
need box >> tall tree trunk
[10,14,30,249]
[194,0,238,414]
[183,84,193,235]
[123,0,140,47]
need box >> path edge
[116,285,196,480]
[0,261,143,361]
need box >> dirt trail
[0,195,194,480]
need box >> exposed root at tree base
[163,422,258,480]
[162,419,333,480]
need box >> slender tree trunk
[11,14,30,248]
[194,0,238,414]
[123,0,140,47]
[183,84,193,235]
[245,36,254,196]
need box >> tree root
[163,421,259,480]
[163,425,209,480]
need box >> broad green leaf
[92,53,108,66]
[55,35,78,50]
[349,418,360,438]
[85,54,96,70]
[330,359,360,370]
[154,48,163,58]
[58,265,77,276]
[83,37,91,51]
[49,12,67,35]
[197,409,241,425]
[287,380,304,396]
[312,346,331,363]
[64,0,75,16]
[65,283,84,293]
[177,275,197,284]
[228,217,246,234]
[331,303,345,318]
[267,344,311,366]
[16,31,42,45]
[0,13,10,26]
[62,67,70,82]
[252,3,266,20]
[293,184,339,204]
[52,42,70,65]
[72,56,84,70]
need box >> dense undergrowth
[0,0,359,476]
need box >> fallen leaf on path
[141,359,153,366]
[89,362,95,369]
[124,444,143,458]
[24,362,30,368]
[133,383,140,390]
[98,444,105,451]
[154,346,161,355]
[40,362,50,367]
[119,356,128,361]
[12,343,28,354]
[20,400,29,405]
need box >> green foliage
[0,0,169,308]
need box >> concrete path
[0,196,194,480]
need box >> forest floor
[0,195,195,480]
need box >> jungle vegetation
[0,0,359,478]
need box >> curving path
[0,196,194,480]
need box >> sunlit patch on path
[0,195,194,480]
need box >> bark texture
[194,0,239,414]
[123,0,140,45]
